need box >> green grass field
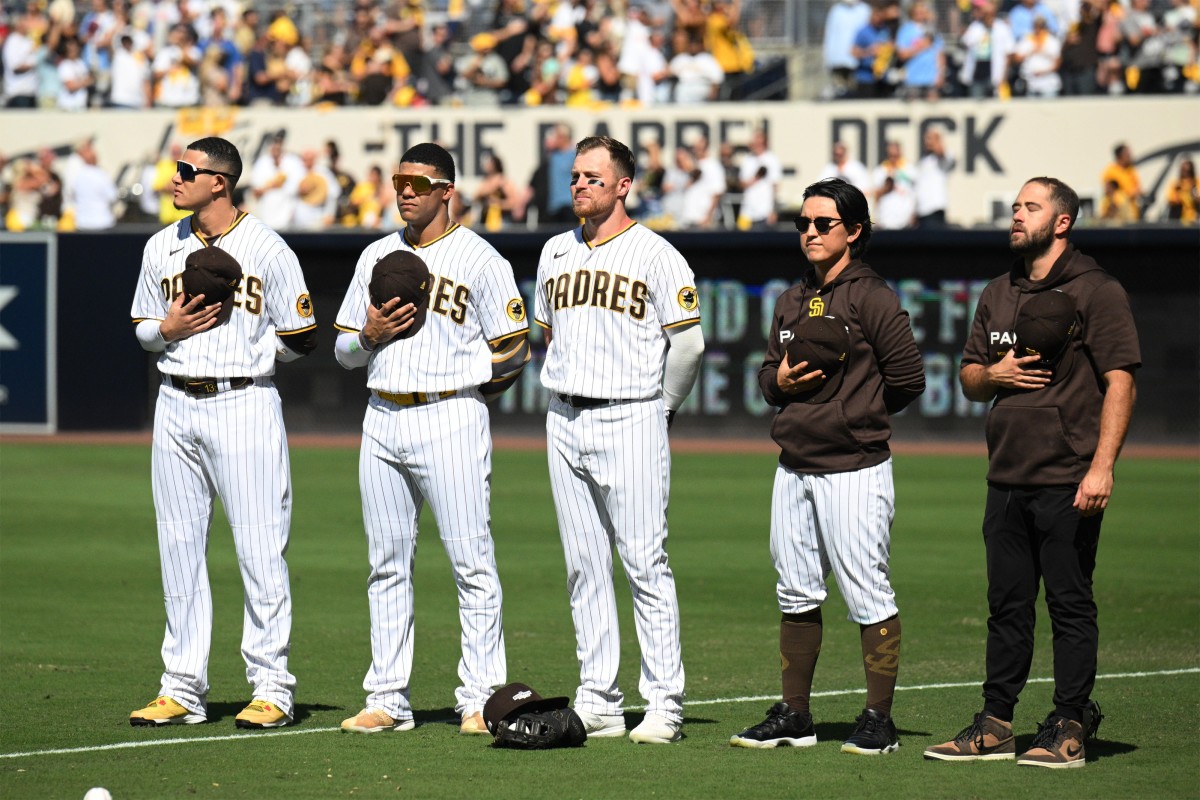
[1,443,1197,799]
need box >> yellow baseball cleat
[235,699,292,729]
[340,708,416,733]
[130,696,207,727]
[460,711,488,735]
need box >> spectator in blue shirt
[895,0,944,100]
[1007,0,1062,41]
[851,2,900,98]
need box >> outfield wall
[2,97,1197,226]
[2,227,1193,444]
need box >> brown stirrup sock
[781,609,823,715]
[860,614,901,717]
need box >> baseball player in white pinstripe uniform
[334,143,530,736]
[534,136,705,745]
[129,137,317,730]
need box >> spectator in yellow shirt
[1100,142,1142,220]
[155,143,191,224]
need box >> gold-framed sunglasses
[392,173,452,194]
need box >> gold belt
[374,389,457,406]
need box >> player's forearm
[960,363,997,402]
[662,324,704,410]
[1091,369,1136,473]
[334,330,371,369]
[134,319,167,352]
[482,330,531,401]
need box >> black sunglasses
[794,216,844,234]
[177,160,238,182]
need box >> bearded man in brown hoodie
[925,176,1140,769]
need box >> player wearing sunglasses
[128,135,317,731]
[731,177,925,755]
[334,142,529,737]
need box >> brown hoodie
[759,260,925,474]
[962,244,1141,486]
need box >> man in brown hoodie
[730,177,925,755]
[925,176,1140,769]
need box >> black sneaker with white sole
[841,708,900,755]
[730,702,817,748]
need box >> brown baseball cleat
[924,713,1015,761]
[1017,715,1086,769]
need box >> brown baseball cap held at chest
[1014,289,1076,385]
[369,250,430,340]
[786,315,851,403]
[183,246,243,324]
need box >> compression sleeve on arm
[662,323,704,411]
[134,319,167,352]
[334,329,371,369]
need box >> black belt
[169,376,254,396]
[557,393,620,409]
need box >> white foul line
[3,667,1196,760]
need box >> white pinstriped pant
[357,390,506,720]
[546,396,684,724]
[770,458,899,625]
[150,382,296,716]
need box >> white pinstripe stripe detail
[771,459,898,625]
[4,668,1194,760]
[356,392,506,719]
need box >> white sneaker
[630,714,682,744]
[576,710,627,738]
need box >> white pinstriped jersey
[535,222,700,399]
[335,224,528,394]
[130,213,316,377]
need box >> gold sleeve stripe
[487,327,531,348]
[278,323,319,334]
[131,317,164,324]
[334,324,362,333]
[663,318,701,331]
[534,319,551,330]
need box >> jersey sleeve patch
[506,298,527,323]
[677,287,699,312]
[296,293,314,318]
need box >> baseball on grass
[83,788,113,800]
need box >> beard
[1009,218,1056,255]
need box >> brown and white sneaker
[1017,715,1086,769]
[924,713,1015,761]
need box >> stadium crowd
[2,0,1196,111]
[1,0,1197,231]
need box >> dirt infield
[2,432,1194,460]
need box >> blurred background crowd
[1,0,1197,232]
[2,0,1197,110]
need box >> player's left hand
[361,298,417,347]
[1074,466,1113,517]
[777,352,826,395]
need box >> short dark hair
[1025,176,1080,230]
[801,177,873,258]
[576,135,636,180]
[187,137,243,187]
[400,142,456,182]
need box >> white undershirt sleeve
[134,319,167,352]
[334,330,372,369]
[662,323,704,411]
